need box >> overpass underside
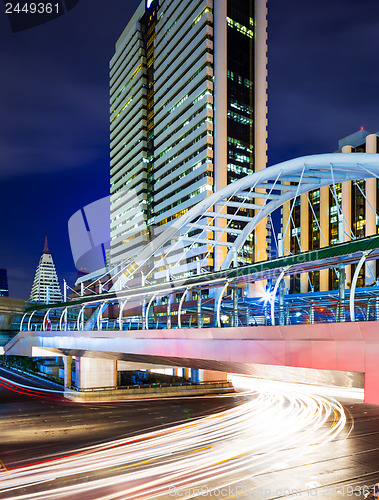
[5,321,377,403]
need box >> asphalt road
[0,367,238,469]
[1,368,379,500]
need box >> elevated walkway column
[365,134,377,285]
[214,0,228,272]
[300,193,309,293]
[74,357,117,390]
[341,145,352,287]
[62,355,72,388]
[319,185,330,291]
[253,0,268,272]
[282,202,291,292]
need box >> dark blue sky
[1,0,379,299]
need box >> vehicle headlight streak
[0,383,350,500]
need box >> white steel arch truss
[107,153,379,290]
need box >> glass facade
[226,0,256,265]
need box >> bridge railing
[17,292,379,331]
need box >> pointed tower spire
[43,235,49,254]
[30,236,62,304]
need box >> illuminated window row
[227,137,253,153]
[228,151,251,164]
[227,17,253,38]
[159,102,211,145]
[158,207,190,226]
[157,131,211,170]
[156,0,210,58]
[160,62,212,113]
[230,98,251,114]
[227,163,253,175]
[111,155,148,194]
[227,110,253,126]
[157,29,212,95]
[193,6,212,26]
[157,117,211,161]
[227,70,253,89]
[110,28,143,80]
[156,171,213,203]
[111,97,133,123]
[157,156,212,187]
[111,63,143,107]
[155,179,213,218]
[156,144,212,186]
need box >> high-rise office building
[0,269,9,297]
[284,129,379,293]
[109,0,268,276]
[30,237,62,304]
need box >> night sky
[1,0,379,299]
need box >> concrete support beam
[62,355,72,388]
[199,369,228,383]
[214,0,228,271]
[74,357,117,390]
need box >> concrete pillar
[232,285,238,327]
[62,355,72,388]
[319,185,330,291]
[167,300,171,329]
[282,201,291,292]
[365,134,377,285]
[341,177,352,286]
[74,357,117,390]
[197,292,202,328]
[214,0,228,271]
[190,369,199,383]
[300,192,309,293]
[199,369,228,383]
[254,0,268,267]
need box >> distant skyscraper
[30,237,62,303]
[0,269,9,297]
[109,0,268,274]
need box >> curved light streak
[0,375,64,396]
[0,381,350,500]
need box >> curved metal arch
[118,298,128,331]
[59,307,68,331]
[270,267,291,326]
[27,310,37,331]
[178,286,192,329]
[111,153,379,290]
[20,312,29,332]
[145,294,157,330]
[96,300,108,331]
[42,309,51,331]
[216,281,231,328]
[349,251,373,322]
[77,305,86,331]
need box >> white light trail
[0,381,351,500]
